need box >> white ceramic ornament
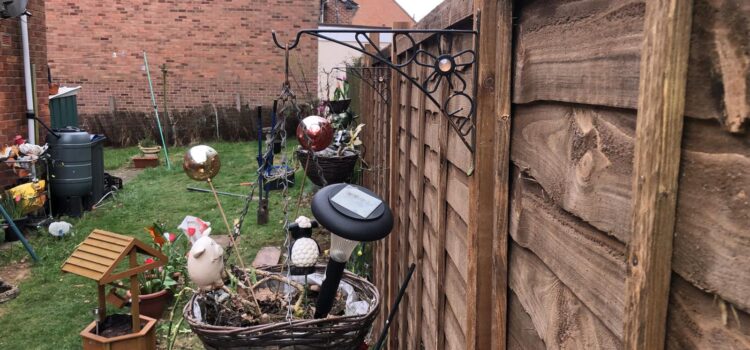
[290,237,319,267]
[187,236,225,291]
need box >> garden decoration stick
[373,263,416,350]
[0,202,38,262]
[206,177,261,313]
[143,51,171,169]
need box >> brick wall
[0,0,50,140]
[323,0,357,25]
[45,0,319,136]
[0,0,50,189]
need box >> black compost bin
[47,128,106,217]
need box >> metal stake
[143,51,171,169]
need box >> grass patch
[104,145,139,170]
[0,141,313,349]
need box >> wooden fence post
[491,1,513,349]
[386,21,411,350]
[624,0,693,349]
[467,0,508,349]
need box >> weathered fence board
[360,0,750,348]
[509,243,622,349]
[508,291,546,350]
[510,103,750,312]
[512,0,749,132]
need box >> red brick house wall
[323,0,357,25]
[0,1,50,188]
[45,0,318,145]
[0,0,50,141]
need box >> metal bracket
[331,66,391,104]
[273,28,478,154]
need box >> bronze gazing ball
[296,115,334,152]
[183,145,221,181]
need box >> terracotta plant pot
[138,145,162,155]
[49,83,60,96]
[81,314,157,350]
[132,155,159,169]
[138,289,173,319]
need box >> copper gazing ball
[183,145,221,181]
[296,115,334,152]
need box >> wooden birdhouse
[61,229,167,350]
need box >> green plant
[139,223,188,294]
[0,192,25,220]
[138,137,157,148]
[332,79,350,101]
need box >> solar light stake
[314,234,359,318]
[373,263,416,350]
[310,184,393,319]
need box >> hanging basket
[184,264,380,350]
[296,148,359,187]
[326,99,351,114]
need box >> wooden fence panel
[358,0,749,349]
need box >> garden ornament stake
[374,262,416,350]
[183,145,261,311]
[272,28,479,161]
[143,51,171,169]
[311,184,393,318]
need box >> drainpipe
[20,13,36,145]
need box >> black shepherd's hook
[271,30,302,50]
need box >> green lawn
[0,141,312,349]
[103,145,139,170]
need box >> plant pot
[139,289,173,319]
[3,217,28,243]
[327,99,351,114]
[138,145,162,155]
[297,148,359,187]
[81,314,157,350]
[49,83,60,96]
[132,155,159,169]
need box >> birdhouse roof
[61,229,167,285]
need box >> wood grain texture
[512,0,749,132]
[510,170,626,338]
[666,275,750,349]
[510,103,750,312]
[625,1,693,347]
[491,2,513,349]
[509,169,750,348]
[508,290,546,350]
[509,243,621,349]
[466,2,501,348]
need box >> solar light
[311,184,393,318]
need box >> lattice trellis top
[61,229,167,285]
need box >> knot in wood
[482,75,495,90]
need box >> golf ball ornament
[290,237,319,267]
[296,115,334,152]
[183,145,221,181]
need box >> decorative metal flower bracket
[272,28,479,154]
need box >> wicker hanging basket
[184,265,380,350]
[296,148,359,187]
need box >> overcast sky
[395,0,444,21]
